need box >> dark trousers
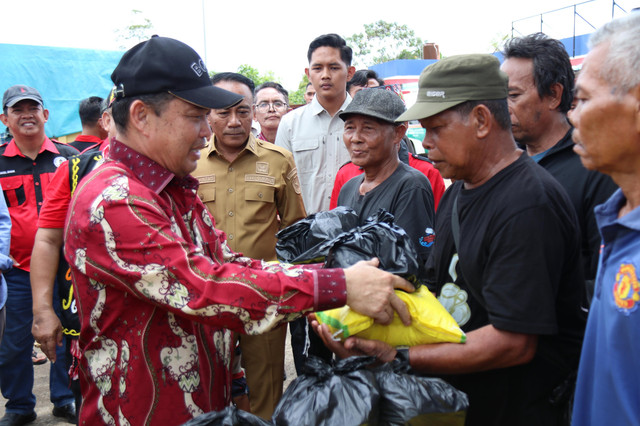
[0,268,74,414]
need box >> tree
[210,65,306,102]
[209,65,309,105]
[287,74,310,106]
[347,21,425,67]
[210,65,278,87]
[115,10,154,50]
[235,65,279,87]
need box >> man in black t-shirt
[336,88,435,277]
[314,54,586,426]
[501,33,617,304]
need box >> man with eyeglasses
[254,82,289,144]
[193,72,306,420]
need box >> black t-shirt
[337,162,435,273]
[537,128,617,303]
[427,153,586,425]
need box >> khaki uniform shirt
[194,133,306,261]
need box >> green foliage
[347,20,424,67]
[209,65,308,106]
[236,64,277,87]
[116,10,154,50]
[288,75,310,106]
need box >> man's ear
[632,84,640,134]
[473,104,492,139]
[42,109,49,123]
[0,113,7,127]
[394,122,408,142]
[305,68,310,80]
[129,100,151,135]
[547,82,564,111]
[347,66,356,82]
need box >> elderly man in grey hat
[315,54,586,426]
[336,88,435,277]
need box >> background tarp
[0,43,123,138]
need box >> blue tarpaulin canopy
[0,43,123,138]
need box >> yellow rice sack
[316,286,466,346]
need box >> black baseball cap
[111,36,243,110]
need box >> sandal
[32,349,47,365]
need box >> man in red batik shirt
[63,36,412,426]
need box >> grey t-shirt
[337,162,435,271]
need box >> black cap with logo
[111,36,243,110]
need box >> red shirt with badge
[0,137,78,270]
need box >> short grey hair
[588,12,640,94]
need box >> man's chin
[573,145,598,171]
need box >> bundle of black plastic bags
[183,209,467,425]
[275,206,360,265]
[183,356,468,426]
[275,207,426,286]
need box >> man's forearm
[30,228,63,312]
[409,324,538,375]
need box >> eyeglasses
[255,101,288,113]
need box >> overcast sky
[2,0,637,90]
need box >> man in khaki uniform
[193,72,306,419]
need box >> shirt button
[228,188,234,193]
[258,193,263,198]
[228,211,234,217]
[35,182,40,186]
[228,234,234,240]
[228,167,234,172]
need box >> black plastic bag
[324,209,425,287]
[272,356,380,426]
[275,206,359,264]
[373,359,469,425]
[181,406,272,426]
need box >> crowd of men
[0,11,637,426]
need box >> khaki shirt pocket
[293,137,321,176]
[198,184,216,203]
[244,186,275,223]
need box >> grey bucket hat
[340,88,406,123]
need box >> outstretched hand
[343,258,414,326]
[311,319,397,363]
